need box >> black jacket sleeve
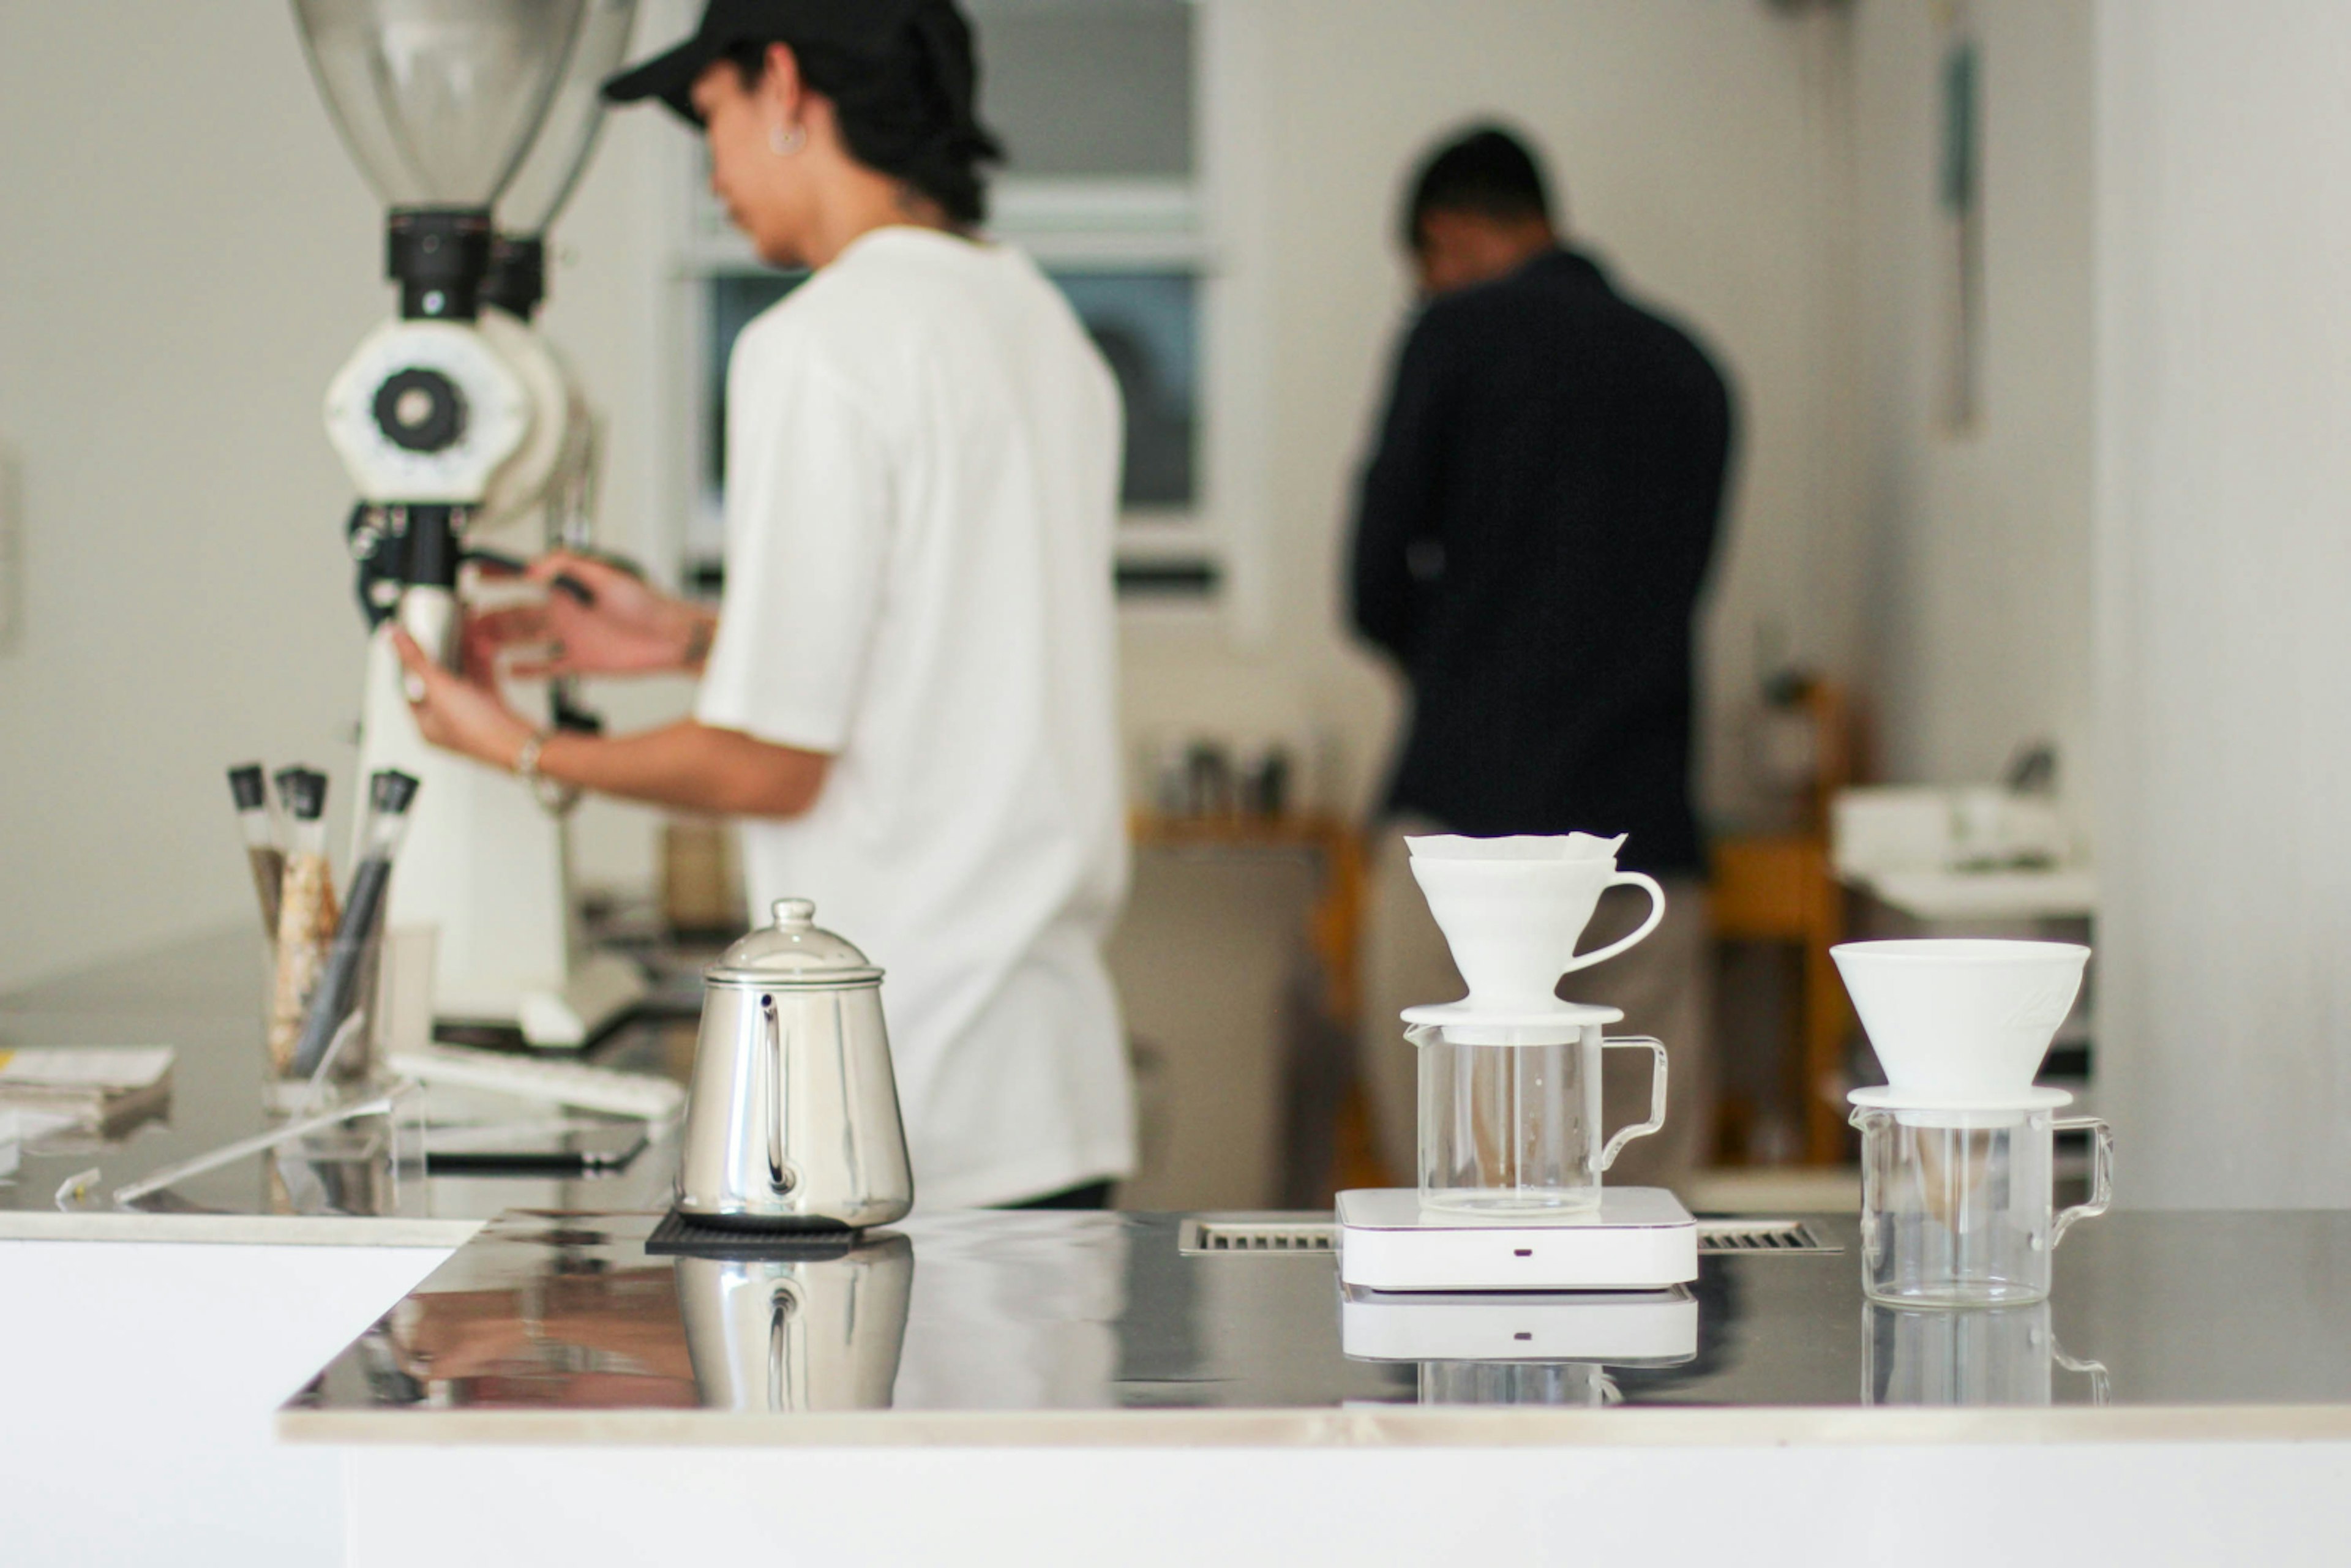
[1349,313,1452,664]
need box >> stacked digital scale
[1337,834,1701,1387]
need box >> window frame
[646,0,1273,644]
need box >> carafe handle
[1849,1106,1891,1272]
[1594,1035,1670,1172]
[2050,1115,2113,1248]
[1559,872,1667,975]
[2050,1335,2112,1406]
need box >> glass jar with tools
[258,767,421,1112]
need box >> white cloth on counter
[697,225,1133,1209]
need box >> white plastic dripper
[1832,939,2089,1100]
[1405,833,1664,1013]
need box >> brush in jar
[268,769,339,1076]
[227,763,283,943]
[291,770,420,1079]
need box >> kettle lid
[705,899,884,986]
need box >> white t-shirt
[696,226,1133,1209]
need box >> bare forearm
[537,720,828,818]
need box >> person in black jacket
[1350,125,1733,1191]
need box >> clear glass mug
[1414,1022,1667,1214]
[1851,1100,2114,1307]
[1864,1300,2110,1407]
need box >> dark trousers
[1000,1179,1114,1210]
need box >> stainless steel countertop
[0,928,700,1241]
[282,1206,2351,1447]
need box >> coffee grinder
[292,0,645,1045]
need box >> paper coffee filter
[1406,832,1627,861]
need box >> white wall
[2093,0,2351,1207]
[1129,0,1867,831]
[1850,0,2096,803]
[0,3,380,991]
[0,2,674,992]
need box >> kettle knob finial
[772,898,817,929]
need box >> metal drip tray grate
[1178,1215,1841,1256]
[1695,1219,1840,1254]
[1179,1216,1337,1254]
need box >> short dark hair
[1403,125,1554,251]
[729,2,1003,227]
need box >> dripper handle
[1560,872,1667,975]
[1594,1035,1670,1172]
[2050,1115,2113,1248]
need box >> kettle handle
[760,996,797,1195]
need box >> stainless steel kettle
[677,898,914,1229]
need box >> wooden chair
[1709,680,1859,1164]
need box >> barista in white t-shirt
[392,0,1134,1210]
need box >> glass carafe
[1850,1093,2113,1307]
[1414,1019,1666,1214]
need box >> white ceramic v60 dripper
[1406,833,1664,1012]
[1832,939,2089,1100]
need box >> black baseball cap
[603,0,926,124]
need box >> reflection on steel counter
[676,1237,914,1412]
[1865,1300,2110,1408]
[304,1208,2351,1437]
[106,1086,428,1220]
[391,1258,699,1411]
